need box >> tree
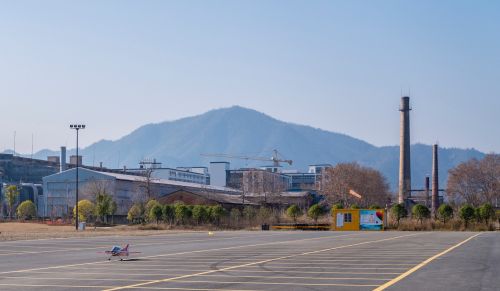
[162,204,175,225]
[4,185,19,219]
[149,204,163,225]
[110,200,117,225]
[127,204,143,224]
[192,205,208,225]
[390,204,407,227]
[16,200,36,220]
[209,205,226,226]
[412,204,430,224]
[437,204,453,223]
[478,203,495,224]
[459,204,476,228]
[447,154,500,207]
[95,192,112,224]
[319,163,390,208]
[174,203,190,225]
[73,200,95,223]
[286,205,302,223]
[307,204,323,224]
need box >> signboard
[359,210,384,230]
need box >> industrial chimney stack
[398,97,412,206]
[432,144,439,217]
[60,146,67,172]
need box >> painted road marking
[0,283,263,291]
[0,232,360,275]
[103,233,420,291]
[373,233,482,291]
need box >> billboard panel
[359,210,384,230]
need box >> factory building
[41,168,240,218]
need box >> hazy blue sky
[1,0,499,154]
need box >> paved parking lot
[0,231,496,290]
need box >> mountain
[28,106,484,191]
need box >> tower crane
[201,149,292,167]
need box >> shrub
[350,204,360,209]
[209,205,226,226]
[437,204,454,223]
[145,200,160,222]
[73,199,95,223]
[331,202,344,210]
[459,204,476,228]
[16,200,36,220]
[192,205,208,225]
[412,204,430,224]
[243,206,257,225]
[369,204,382,209]
[390,204,407,227]
[127,204,143,224]
[174,203,190,225]
[230,208,242,227]
[162,204,175,225]
[257,207,272,224]
[307,204,324,223]
[149,204,163,224]
[286,205,302,223]
[478,203,495,224]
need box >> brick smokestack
[398,96,411,205]
[432,144,439,217]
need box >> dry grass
[0,222,193,241]
[387,218,497,231]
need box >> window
[344,213,352,223]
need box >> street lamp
[70,124,85,230]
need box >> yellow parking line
[104,233,420,291]
[373,233,481,291]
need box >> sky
[0,0,499,154]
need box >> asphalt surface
[0,231,497,291]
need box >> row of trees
[390,202,497,228]
[125,199,330,228]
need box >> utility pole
[70,124,85,230]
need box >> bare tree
[318,162,390,207]
[447,154,499,207]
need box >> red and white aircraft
[103,244,141,261]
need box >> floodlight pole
[70,124,85,230]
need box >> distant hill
[26,106,484,191]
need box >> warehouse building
[41,168,240,218]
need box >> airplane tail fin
[123,244,129,251]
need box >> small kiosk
[332,209,385,231]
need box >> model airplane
[103,244,141,261]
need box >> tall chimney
[425,176,430,208]
[432,144,439,217]
[398,97,411,206]
[60,146,67,172]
